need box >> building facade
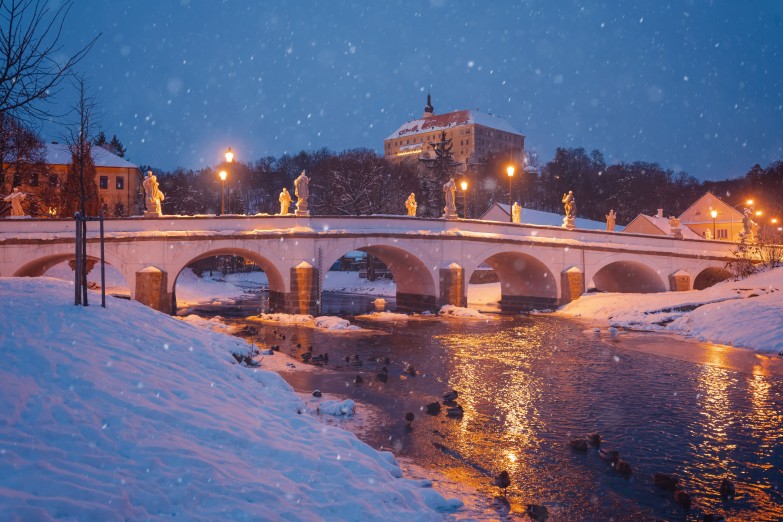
[384,95,525,170]
[45,143,142,217]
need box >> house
[480,202,616,231]
[623,192,752,242]
[45,143,142,217]
[622,209,704,240]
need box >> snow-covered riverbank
[557,266,783,354]
[0,277,463,520]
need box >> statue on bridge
[741,207,755,242]
[405,193,417,216]
[605,209,616,232]
[294,171,310,216]
[562,191,576,230]
[143,171,165,217]
[279,188,292,215]
[443,178,457,219]
[4,187,27,217]
[511,202,521,223]
[668,215,682,238]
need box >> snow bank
[439,305,491,319]
[323,271,396,296]
[314,316,363,331]
[356,311,411,322]
[248,313,366,331]
[558,266,783,353]
[0,277,461,520]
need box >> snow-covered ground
[557,266,783,353]
[0,277,463,520]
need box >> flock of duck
[259,330,740,520]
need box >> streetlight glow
[507,166,515,177]
[225,147,234,163]
[460,180,468,218]
[219,170,227,181]
[710,209,718,239]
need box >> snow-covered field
[0,277,462,520]
[558,266,783,353]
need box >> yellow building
[384,95,525,169]
[46,143,142,216]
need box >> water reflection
[219,309,783,520]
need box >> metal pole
[508,177,513,222]
[74,212,81,305]
[713,218,716,239]
[82,218,88,306]
[221,180,225,215]
[100,209,106,308]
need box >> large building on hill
[384,95,525,169]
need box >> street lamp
[460,180,468,218]
[710,209,718,239]
[224,147,234,213]
[219,170,227,215]
[506,165,515,222]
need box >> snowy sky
[45,1,783,180]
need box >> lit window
[717,229,728,239]
[99,176,108,189]
[116,176,124,190]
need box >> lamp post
[224,147,234,213]
[460,180,468,218]
[219,170,227,215]
[506,165,515,222]
[710,209,717,239]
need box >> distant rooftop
[46,143,138,169]
[386,109,521,140]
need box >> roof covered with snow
[386,109,521,140]
[486,203,617,231]
[46,143,139,169]
[628,214,704,240]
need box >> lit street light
[219,170,227,215]
[506,165,515,222]
[224,147,234,213]
[460,180,468,218]
[710,209,718,239]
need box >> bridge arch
[693,266,732,290]
[589,256,667,293]
[467,249,559,311]
[321,241,437,310]
[170,247,286,297]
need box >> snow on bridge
[0,214,736,314]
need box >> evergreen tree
[418,131,460,216]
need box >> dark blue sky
[47,1,782,180]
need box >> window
[49,175,58,187]
[29,173,39,187]
[115,176,124,190]
[99,176,108,189]
[717,228,728,239]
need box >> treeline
[153,147,783,225]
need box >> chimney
[656,209,664,218]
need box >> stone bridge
[0,215,737,314]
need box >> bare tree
[60,75,99,216]
[0,0,98,120]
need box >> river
[181,291,783,521]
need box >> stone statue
[294,170,310,216]
[668,216,682,238]
[741,208,755,241]
[278,188,292,215]
[511,202,521,223]
[443,178,457,218]
[605,209,616,232]
[562,191,576,218]
[561,191,576,230]
[4,187,27,217]
[143,170,164,216]
[405,193,417,216]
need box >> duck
[442,390,459,402]
[375,367,389,383]
[404,412,415,428]
[611,453,632,476]
[673,490,692,510]
[446,404,464,417]
[403,363,416,376]
[494,470,511,496]
[354,374,363,385]
[599,448,618,461]
[588,433,601,447]
[702,515,726,522]
[569,439,588,452]
[653,473,679,491]
[425,401,441,415]
[526,504,549,521]
[719,478,735,500]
